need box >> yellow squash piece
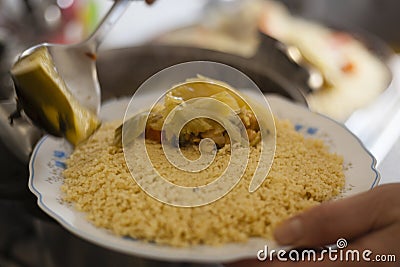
[11,46,100,145]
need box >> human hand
[225,183,400,266]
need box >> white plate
[28,96,379,263]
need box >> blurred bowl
[257,0,394,121]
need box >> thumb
[273,184,399,247]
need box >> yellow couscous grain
[62,119,344,247]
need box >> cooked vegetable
[11,46,100,145]
[114,77,261,148]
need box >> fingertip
[273,216,303,245]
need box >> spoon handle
[85,0,134,51]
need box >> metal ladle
[17,0,135,114]
[2,0,143,161]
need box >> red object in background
[47,0,85,44]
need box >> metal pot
[97,44,309,103]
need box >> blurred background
[0,0,400,266]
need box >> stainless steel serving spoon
[16,0,135,114]
[3,0,151,161]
